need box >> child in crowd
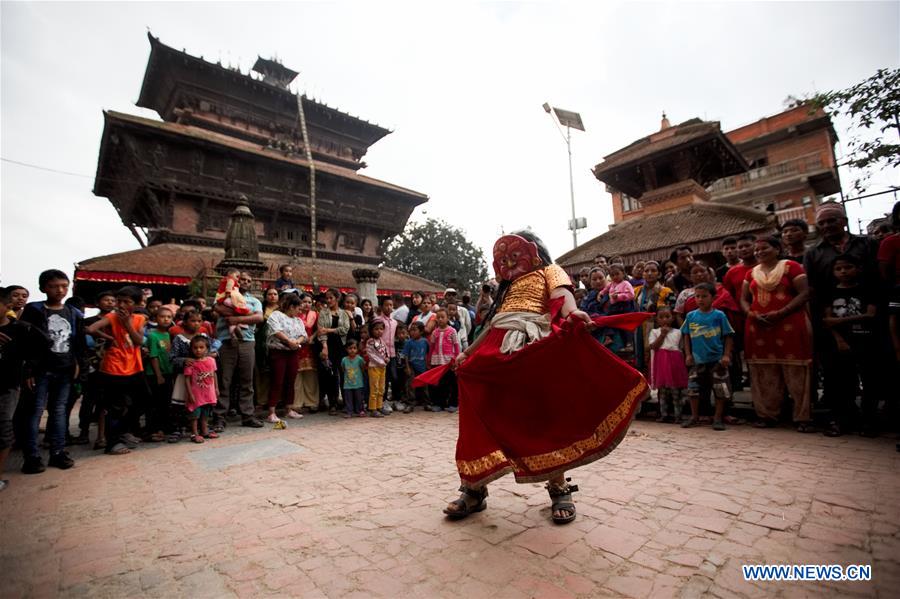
[573,287,586,308]
[80,290,116,448]
[0,287,47,490]
[169,311,221,442]
[680,283,734,431]
[375,296,402,412]
[86,285,149,455]
[20,269,85,473]
[403,322,429,410]
[144,306,174,442]
[427,308,460,413]
[822,254,886,436]
[5,285,29,320]
[170,300,215,338]
[341,341,367,417]
[630,261,646,288]
[648,307,688,423]
[581,267,612,346]
[215,267,250,339]
[183,336,219,443]
[605,263,636,352]
[366,320,389,417]
[274,264,295,291]
[145,298,162,332]
[447,302,468,351]
[394,323,411,412]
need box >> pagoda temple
[75,33,441,301]
[558,104,841,271]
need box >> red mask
[493,235,542,281]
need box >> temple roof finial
[660,111,671,131]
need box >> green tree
[812,67,900,193]
[382,218,488,293]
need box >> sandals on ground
[443,486,488,520]
[546,478,579,525]
[190,434,205,444]
[106,443,130,455]
[203,431,219,439]
[795,422,815,434]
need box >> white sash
[491,311,551,354]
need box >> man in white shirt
[390,293,409,324]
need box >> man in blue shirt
[680,283,734,431]
[213,271,264,430]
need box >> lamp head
[542,102,552,114]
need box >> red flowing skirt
[416,310,651,487]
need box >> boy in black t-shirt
[822,254,886,436]
[0,287,49,491]
[19,270,85,473]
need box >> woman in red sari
[740,236,814,432]
[423,232,650,524]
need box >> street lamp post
[543,102,586,249]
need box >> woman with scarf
[633,261,675,373]
[416,231,651,525]
[740,236,814,432]
[293,292,320,413]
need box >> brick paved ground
[2,412,898,598]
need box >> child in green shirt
[144,307,174,441]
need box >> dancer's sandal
[443,485,488,520]
[546,478,579,525]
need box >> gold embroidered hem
[455,378,648,484]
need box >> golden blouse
[498,265,572,314]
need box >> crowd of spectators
[1,200,897,492]
[574,201,898,438]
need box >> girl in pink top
[427,308,461,412]
[605,264,636,351]
[183,336,219,443]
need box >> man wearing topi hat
[804,201,881,437]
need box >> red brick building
[608,104,841,227]
[558,104,842,271]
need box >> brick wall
[765,130,834,166]
[726,105,828,144]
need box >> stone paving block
[3,416,898,597]
[188,437,305,470]
[585,524,647,559]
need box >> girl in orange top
[86,286,148,455]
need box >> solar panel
[552,107,585,131]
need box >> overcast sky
[2,1,898,295]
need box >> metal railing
[709,153,828,194]
[775,206,808,224]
